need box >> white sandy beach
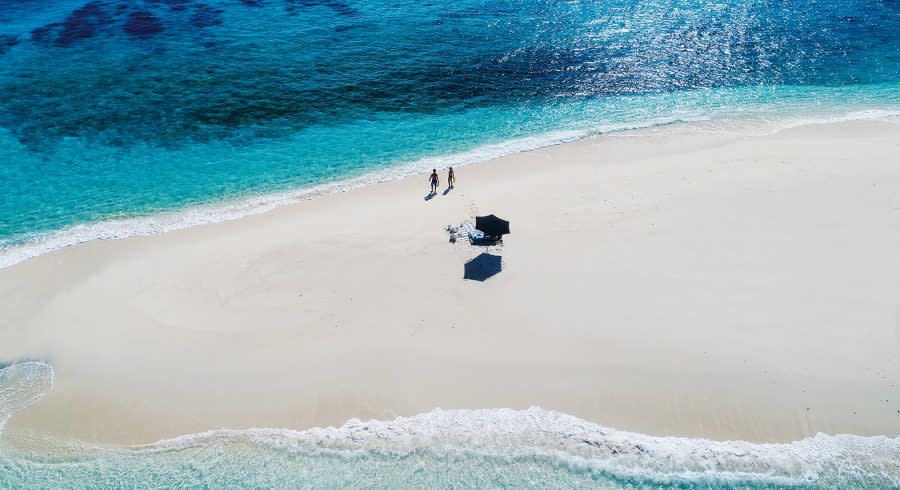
[1,118,898,446]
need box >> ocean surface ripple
[2,2,899,486]
[1,0,899,266]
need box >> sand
[1,118,898,446]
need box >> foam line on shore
[0,362,53,432]
[2,406,898,487]
[144,407,900,487]
[1,107,897,270]
[0,360,897,486]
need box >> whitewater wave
[2,411,899,488]
[0,107,898,271]
[0,361,898,487]
[0,361,53,432]
[132,407,900,487]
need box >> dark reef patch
[122,10,164,36]
[4,0,898,152]
[55,1,114,47]
[28,0,126,47]
[190,4,224,28]
[0,35,20,55]
[29,22,61,46]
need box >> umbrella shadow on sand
[463,253,502,281]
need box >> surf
[1,361,898,488]
[1,0,899,267]
[1,85,898,269]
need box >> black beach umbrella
[463,253,502,281]
[475,214,510,237]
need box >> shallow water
[1,362,899,489]
[1,0,899,266]
[2,1,900,486]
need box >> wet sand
[1,118,898,446]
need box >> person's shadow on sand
[424,192,435,201]
[442,188,451,196]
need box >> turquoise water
[2,0,900,486]
[1,0,899,266]
[1,363,899,489]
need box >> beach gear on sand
[474,214,510,239]
[458,223,484,244]
[455,215,508,244]
[459,223,494,245]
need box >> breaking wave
[0,361,898,488]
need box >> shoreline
[1,117,899,446]
[2,105,898,270]
[3,406,897,488]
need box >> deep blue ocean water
[1,0,900,486]
[1,0,899,266]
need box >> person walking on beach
[429,169,439,194]
[447,167,455,189]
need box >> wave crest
[140,407,900,487]
[0,361,897,487]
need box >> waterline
[2,93,898,269]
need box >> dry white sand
[1,118,898,446]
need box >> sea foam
[2,0,899,277]
[0,361,53,432]
[141,407,900,487]
[1,106,897,271]
[0,361,898,488]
